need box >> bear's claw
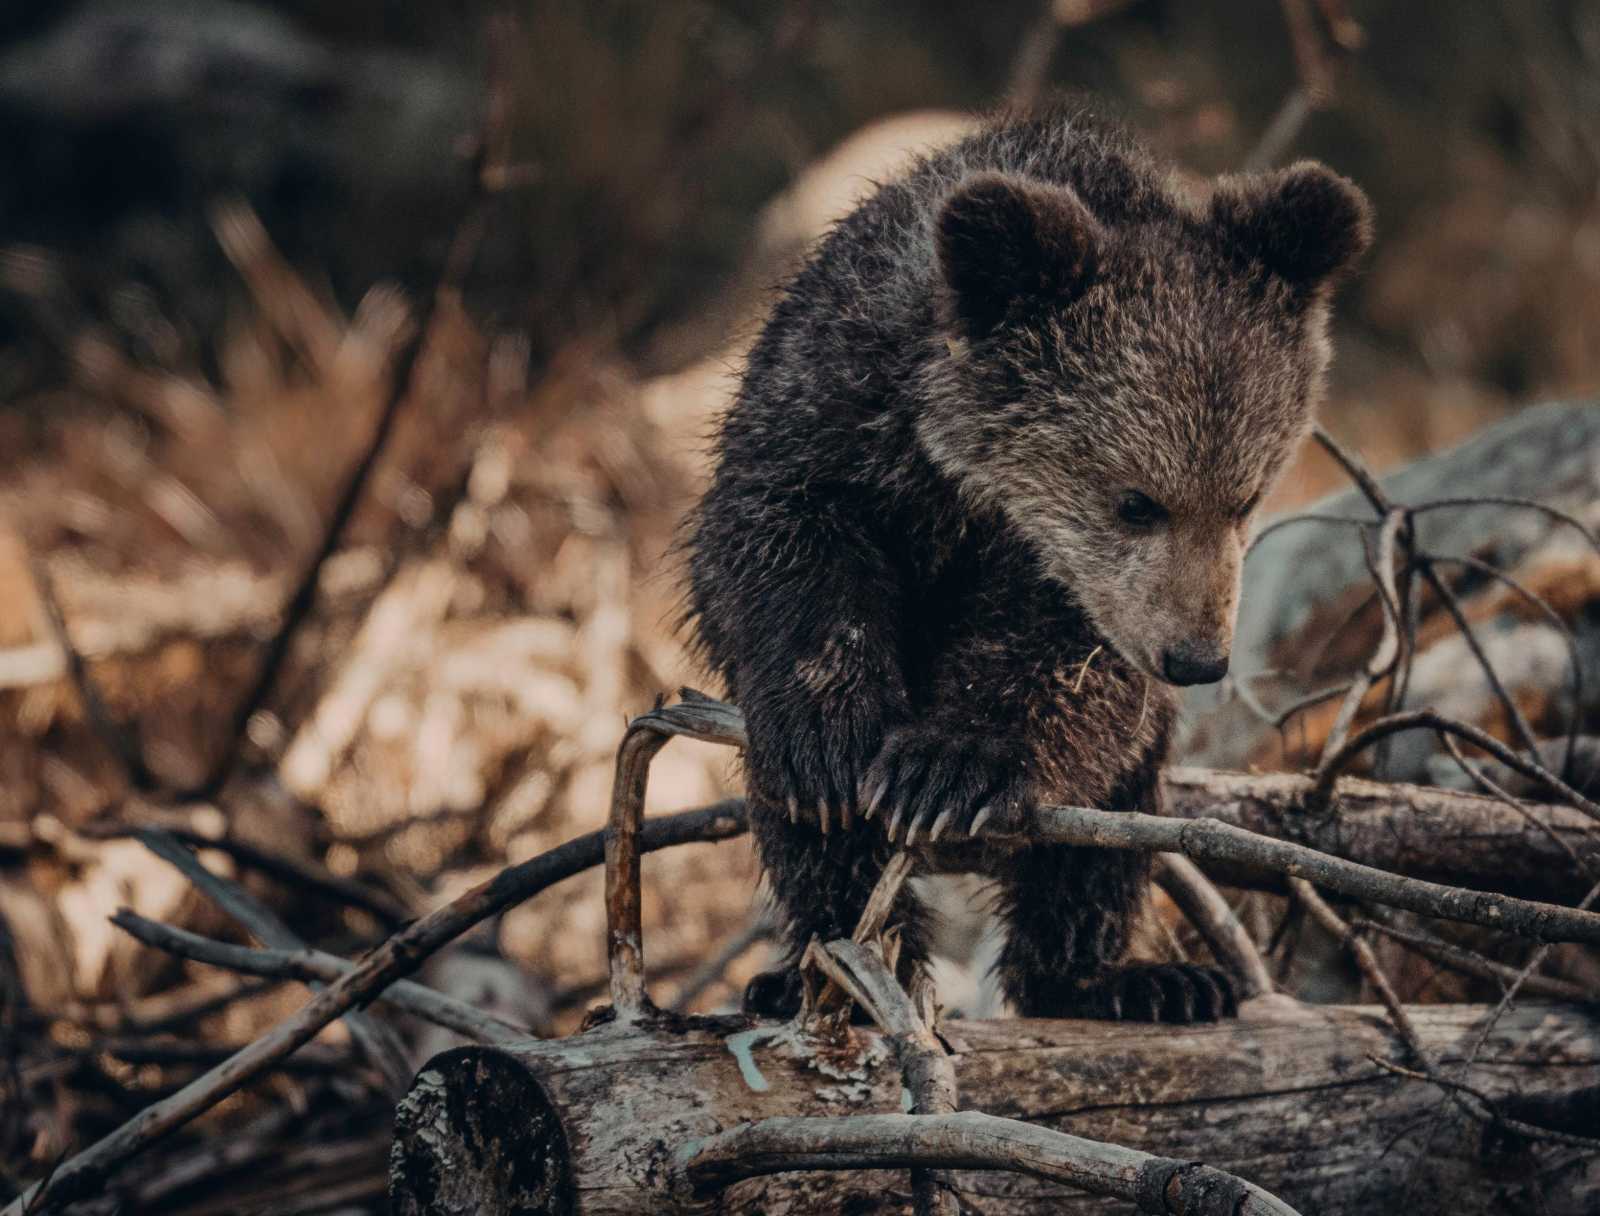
[862,726,1031,845]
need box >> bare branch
[1007,0,1136,107]
[1368,1055,1600,1151]
[28,553,155,791]
[1439,733,1596,880]
[1318,507,1404,761]
[1289,878,1425,1061]
[669,914,774,1014]
[607,700,1600,961]
[800,850,917,1032]
[1355,914,1594,1004]
[133,827,413,1095]
[1416,558,1542,760]
[187,302,433,801]
[1425,550,1587,778]
[1313,709,1600,822]
[673,1110,1302,1215]
[111,910,530,1045]
[1153,853,1272,999]
[87,818,411,927]
[803,938,959,1216]
[3,800,747,1216]
[605,693,748,1021]
[1033,800,1600,945]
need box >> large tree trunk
[389,999,1600,1215]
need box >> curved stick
[1153,853,1273,999]
[604,694,747,1019]
[674,1110,1302,1215]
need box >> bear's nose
[1162,644,1230,686]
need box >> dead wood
[389,1001,1600,1215]
[1161,767,1598,902]
[1188,402,1600,774]
[0,801,748,1216]
[1152,853,1273,999]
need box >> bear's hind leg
[743,801,932,1018]
[994,843,1236,1023]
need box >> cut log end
[391,1047,574,1216]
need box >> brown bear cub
[685,105,1371,1022]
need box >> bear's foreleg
[742,801,933,1018]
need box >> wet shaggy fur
[684,105,1371,1022]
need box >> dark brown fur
[684,105,1370,1021]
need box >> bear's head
[917,160,1372,686]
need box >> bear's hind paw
[1021,964,1238,1023]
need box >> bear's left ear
[1210,161,1373,289]
[937,172,1104,338]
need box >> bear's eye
[1234,493,1262,523]
[1115,491,1168,530]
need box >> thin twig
[28,555,155,791]
[112,911,529,1044]
[88,820,410,928]
[1407,496,1600,560]
[1007,0,1136,107]
[1313,708,1600,823]
[1439,734,1595,879]
[1289,878,1425,1061]
[1400,869,1600,1181]
[669,914,774,1014]
[1424,550,1586,781]
[133,828,413,1095]
[1368,1055,1600,1151]
[1415,558,1542,761]
[1243,512,1370,559]
[1312,426,1391,509]
[187,310,434,802]
[1319,508,1404,762]
[1308,427,1586,809]
[1355,915,1593,1004]
[1242,89,1315,172]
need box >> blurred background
[2,2,1599,1211]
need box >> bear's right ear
[936,172,1103,338]
[1209,161,1373,289]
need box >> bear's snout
[1160,641,1230,686]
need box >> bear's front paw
[746,696,899,834]
[1069,963,1237,1023]
[860,727,1031,845]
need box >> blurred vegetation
[2,0,1598,400]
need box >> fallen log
[389,999,1600,1215]
[1161,767,1600,903]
